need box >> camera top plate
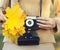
[26,16,39,19]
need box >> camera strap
[9,0,11,7]
[40,0,42,17]
[18,0,20,3]
[9,0,20,7]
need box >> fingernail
[5,18,7,20]
[37,20,39,21]
[37,23,39,25]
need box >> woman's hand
[0,10,7,22]
[37,17,56,30]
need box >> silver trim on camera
[26,16,37,19]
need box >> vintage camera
[18,16,40,45]
[25,16,40,30]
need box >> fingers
[37,23,52,29]
[36,17,56,29]
[37,17,49,21]
[1,14,7,21]
[0,13,7,22]
[37,20,52,25]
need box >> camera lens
[26,19,34,27]
[28,21,31,25]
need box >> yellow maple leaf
[2,2,26,44]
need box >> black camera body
[18,16,40,45]
[25,16,40,30]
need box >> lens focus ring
[26,19,34,27]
